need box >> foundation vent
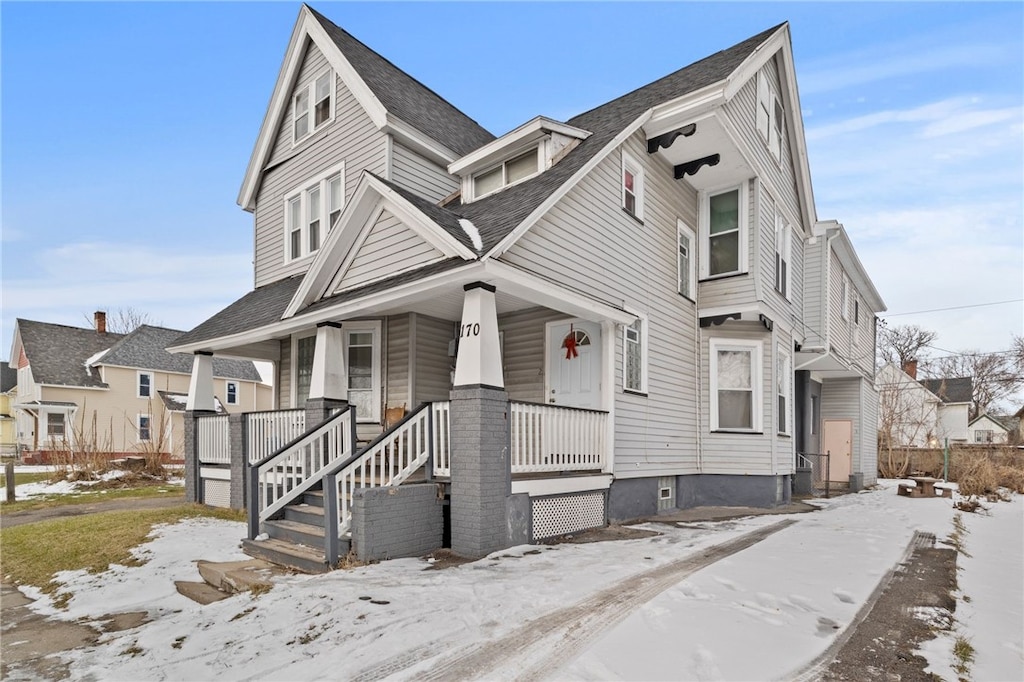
[531,491,605,540]
[203,479,231,508]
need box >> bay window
[701,182,748,278]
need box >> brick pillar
[184,410,215,503]
[449,385,511,558]
[228,413,246,509]
[305,397,350,428]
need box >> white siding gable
[334,209,445,293]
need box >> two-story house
[876,361,973,448]
[170,6,886,567]
[10,314,272,464]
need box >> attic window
[472,148,540,199]
[293,70,334,143]
[756,72,784,162]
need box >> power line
[883,299,1024,317]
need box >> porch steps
[241,536,334,574]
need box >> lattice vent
[203,479,230,508]
[532,491,605,540]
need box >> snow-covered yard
[14,482,1024,681]
[0,466,183,502]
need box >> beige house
[10,314,271,462]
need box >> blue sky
[2,2,1021,376]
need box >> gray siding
[386,315,410,409]
[802,236,827,347]
[413,314,454,403]
[390,141,459,203]
[254,40,387,288]
[278,338,292,408]
[860,378,879,484]
[757,185,806,337]
[337,210,443,292]
[821,377,865,477]
[501,132,700,478]
[498,308,566,404]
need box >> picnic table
[897,476,952,498]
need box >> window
[621,151,644,220]
[344,322,382,423]
[777,349,791,435]
[710,338,762,432]
[756,72,784,162]
[292,70,333,143]
[774,214,791,299]
[810,394,820,435]
[702,184,747,278]
[623,317,648,393]
[295,335,315,406]
[226,381,238,406]
[853,298,862,346]
[975,429,993,443]
[138,414,151,442]
[840,274,850,321]
[472,148,540,199]
[284,163,344,262]
[46,413,66,439]
[138,372,153,398]
[677,220,696,300]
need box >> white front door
[547,320,602,409]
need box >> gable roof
[920,377,974,405]
[968,413,1014,431]
[1,361,16,393]
[15,319,125,388]
[99,325,262,381]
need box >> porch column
[185,352,215,412]
[450,282,512,558]
[309,322,346,401]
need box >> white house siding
[500,132,700,479]
[860,378,879,484]
[695,178,757,309]
[254,40,387,288]
[802,237,827,347]
[277,338,292,407]
[412,314,454,403]
[756,185,805,334]
[498,308,567,404]
[386,314,410,409]
[390,141,459,204]
[336,210,444,292]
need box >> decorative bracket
[674,154,720,179]
[647,124,696,154]
[759,314,774,331]
[699,312,742,328]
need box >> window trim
[137,413,151,443]
[282,161,345,263]
[700,181,749,279]
[840,274,850,321]
[137,371,154,399]
[774,213,792,300]
[756,71,784,163]
[470,145,542,201]
[677,219,696,301]
[290,331,317,408]
[709,338,763,433]
[46,412,66,440]
[344,321,382,423]
[621,151,645,221]
[622,316,648,395]
[225,381,239,406]
[292,69,335,145]
[777,347,791,436]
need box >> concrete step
[284,502,325,527]
[264,517,325,546]
[175,580,231,605]
[241,537,330,574]
[196,559,279,594]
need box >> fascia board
[37,384,109,392]
[831,227,887,312]
[722,25,788,100]
[449,116,591,175]
[647,85,727,136]
[366,175,476,260]
[485,110,653,259]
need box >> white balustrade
[431,401,451,477]
[510,402,607,473]
[246,409,306,464]
[197,415,230,464]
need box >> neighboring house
[967,414,1012,444]
[876,362,972,447]
[168,7,886,563]
[9,314,272,463]
[1,361,16,456]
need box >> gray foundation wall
[351,484,444,561]
[609,474,792,522]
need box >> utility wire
[884,299,1023,317]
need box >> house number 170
[460,323,480,338]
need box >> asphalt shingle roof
[16,319,124,388]
[307,6,495,157]
[920,377,974,404]
[1,361,17,393]
[101,326,262,381]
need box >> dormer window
[472,148,539,199]
[293,71,334,143]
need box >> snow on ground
[1,466,183,501]
[18,483,1024,681]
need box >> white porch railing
[431,401,451,477]
[246,409,306,464]
[510,402,607,473]
[247,407,356,538]
[196,415,230,464]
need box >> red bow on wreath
[562,325,579,360]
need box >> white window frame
[225,381,239,406]
[283,161,345,263]
[700,181,749,279]
[621,151,645,221]
[774,213,792,299]
[137,414,151,443]
[344,321,382,423]
[470,146,542,200]
[622,316,648,394]
[290,331,317,407]
[46,412,66,439]
[137,371,153,399]
[840,274,850,321]
[777,348,791,436]
[756,72,784,163]
[292,69,334,145]
[677,219,696,300]
[709,338,763,433]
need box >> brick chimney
[902,359,918,379]
[95,311,107,334]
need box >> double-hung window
[138,371,153,398]
[293,71,333,143]
[284,162,345,262]
[756,72,784,162]
[774,214,791,298]
[777,349,791,435]
[472,148,540,199]
[47,413,66,439]
[623,317,648,393]
[702,183,747,278]
[677,220,696,300]
[138,414,151,442]
[226,381,238,406]
[621,151,645,220]
[710,338,762,432]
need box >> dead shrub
[956,457,1000,498]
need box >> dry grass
[0,505,244,602]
